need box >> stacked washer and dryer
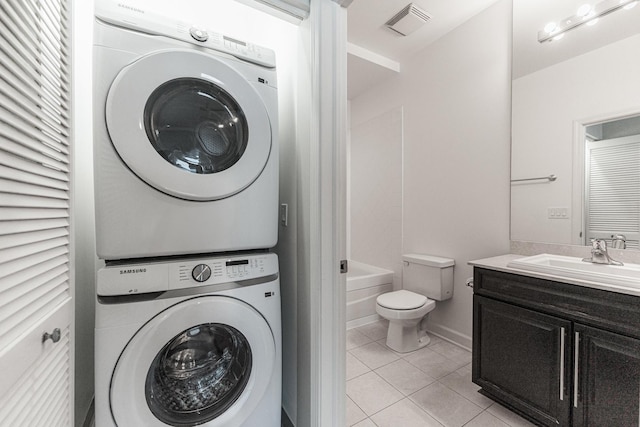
[92,2,282,426]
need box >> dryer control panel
[94,1,277,68]
[98,253,278,296]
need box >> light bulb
[552,33,565,41]
[624,1,638,10]
[577,4,592,17]
[586,17,599,25]
[544,22,558,34]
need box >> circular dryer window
[144,79,249,175]
[106,50,273,201]
[145,323,251,426]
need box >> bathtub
[346,261,394,329]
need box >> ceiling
[347,0,640,98]
[346,0,502,99]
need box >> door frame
[571,107,640,245]
[305,1,347,425]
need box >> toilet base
[385,318,430,353]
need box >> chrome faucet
[582,239,623,266]
[611,234,627,249]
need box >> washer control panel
[191,264,211,282]
[98,253,278,296]
[174,255,271,290]
[176,256,268,287]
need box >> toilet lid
[377,290,428,310]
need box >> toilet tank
[402,254,455,301]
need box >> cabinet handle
[559,327,565,401]
[574,331,580,408]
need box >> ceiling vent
[385,3,431,36]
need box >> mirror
[510,0,640,248]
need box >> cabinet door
[573,324,640,427]
[473,296,572,426]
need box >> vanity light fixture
[538,0,638,43]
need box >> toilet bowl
[376,290,436,352]
[375,254,454,353]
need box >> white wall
[350,0,512,348]
[349,107,403,288]
[511,34,640,245]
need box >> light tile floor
[346,320,537,427]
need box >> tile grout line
[348,321,523,427]
[353,359,475,425]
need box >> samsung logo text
[119,268,147,275]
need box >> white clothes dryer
[93,1,279,260]
[95,252,281,427]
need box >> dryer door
[110,296,275,426]
[106,50,273,201]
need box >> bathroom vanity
[470,255,640,427]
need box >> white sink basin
[507,253,640,290]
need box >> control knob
[192,264,211,282]
[189,27,209,42]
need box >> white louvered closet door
[585,135,640,249]
[0,0,73,426]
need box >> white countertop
[469,254,640,297]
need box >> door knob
[42,328,61,344]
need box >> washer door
[106,50,272,201]
[110,296,275,426]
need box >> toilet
[376,254,455,353]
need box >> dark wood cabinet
[472,267,640,427]
[474,296,571,426]
[573,324,640,427]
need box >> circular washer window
[109,295,276,427]
[145,323,251,426]
[144,79,249,175]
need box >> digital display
[226,260,249,266]
[223,36,247,47]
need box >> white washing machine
[93,1,279,260]
[95,252,281,427]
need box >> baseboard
[346,313,381,330]
[426,323,472,351]
[282,407,295,427]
